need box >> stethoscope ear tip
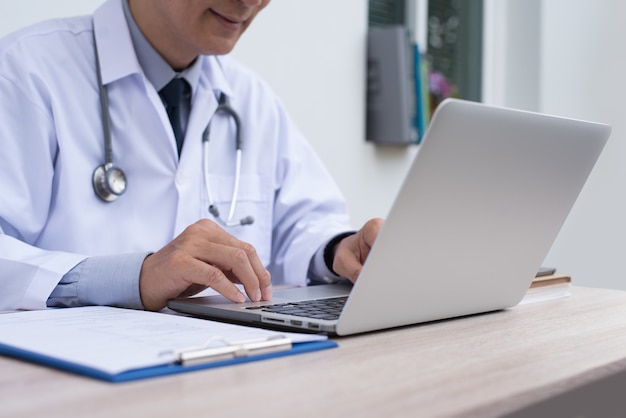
[240,216,254,226]
[208,205,220,217]
[210,211,254,227]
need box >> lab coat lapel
[172,71,218,234]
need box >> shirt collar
[121,0,201,93]
[94,0,232,101]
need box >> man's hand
[331,218,383,283]
[139,219,272,311]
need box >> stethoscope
[91,31,253,227]
[203,94,254,227]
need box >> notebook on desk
[169,98,611,336]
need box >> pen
[176,336,292,366]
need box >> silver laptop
[168,99,610,336]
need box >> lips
[210,9,246,27]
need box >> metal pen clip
[171,335,292,366]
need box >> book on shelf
[412,42,429,143]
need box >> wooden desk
[3,286,626,418]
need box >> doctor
[0,0,382,311]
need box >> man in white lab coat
[0,0,381,311]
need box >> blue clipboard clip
[169,335,293,366]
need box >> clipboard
[0,306,337,383]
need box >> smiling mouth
[210,9,246,26]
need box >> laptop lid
[168,99,611,336]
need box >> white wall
[484,0,626,291]
[482,0,541,110]
[0,0,103,33]
[539,1,626,291]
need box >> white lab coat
[0,0,352,310]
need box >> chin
[200,35,240,56]
[209,47,235,56]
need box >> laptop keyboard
[244,296,348,321]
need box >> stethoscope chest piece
[93,163,127,202]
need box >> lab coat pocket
[201,174,273,266]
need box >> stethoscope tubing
[202,94,249,227]
[92,23,252,226]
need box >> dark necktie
[159,78,190,156]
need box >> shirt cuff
[47,253,149,309]
[307,231,356,285]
